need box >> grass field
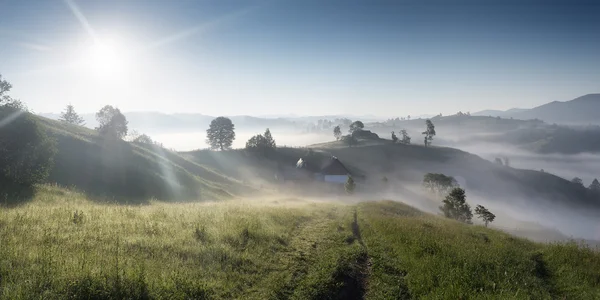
[1,185,599,299]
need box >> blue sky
[0,0,598,117]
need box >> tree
[342,134,358,147]
[59,104,85,125]
[422,119,436,146]
[589,179,600,194]
[133,134,153,144]
[503,157,510,167]
[333,125,342,140]
[246,128,276,155]
[264,128,276,148]
[440,188,473,224]
[423,173,458,196]
[349,121,364,133]
[474,205,496,227]
[206,117,235,150]
[400,129,411,144]
[0,74,13,105]
[0,74,24,109]
[95,105,128,139]
[571,177,584,187]
[391,131,398,143]
[494,158,504,166]
[0,106,57,198]
[345,176,356,194]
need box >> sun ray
[63,0,98,42]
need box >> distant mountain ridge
[474,94,600,125]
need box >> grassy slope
[35,116,249,203]
[1,185,599,299]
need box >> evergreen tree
[589,178,600,193]
[59,104,85,125]
[264,128,276,148]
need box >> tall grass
[2,187,599,299]
[358,200,600,299]
[0,185,361,299]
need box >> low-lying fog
[150,130,332,151]
[149,128,600,243]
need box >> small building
[278,155,352,185]
[316,156,352,184]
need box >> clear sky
[0,0,598,117]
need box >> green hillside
[1,185,598,299]
[34,115,251,204]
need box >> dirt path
[337,208,372,300]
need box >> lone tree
[349,120,364,133]
[333,125,342,140]
[589,178,600,194]
[474,205,496,227]
[206,117,235,150]
[95,105,128,139]
[400,129,411,144]
[59,104,85,125]
[391,131,398,143]
[440,187,473,224]
[422,119,436,146]
[423,173,458,196]
[571,177,584,187]
[345,176,356,194]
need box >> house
[278,155,352,185]
[316,156,352,184]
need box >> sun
[82,38,129,78]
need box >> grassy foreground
[1,185,599,299]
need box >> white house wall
[323,175,348,184]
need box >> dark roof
[319,157,351,176]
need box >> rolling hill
[474,94,600,125]
[30,115,253,204]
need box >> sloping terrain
[474,94,600,125]
[1,186,598,299]
[35,116,250,203]
[184,141,600,211]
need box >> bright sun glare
[83,38,128,78]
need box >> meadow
[1,185,599,299]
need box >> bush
[0,106,57,199]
